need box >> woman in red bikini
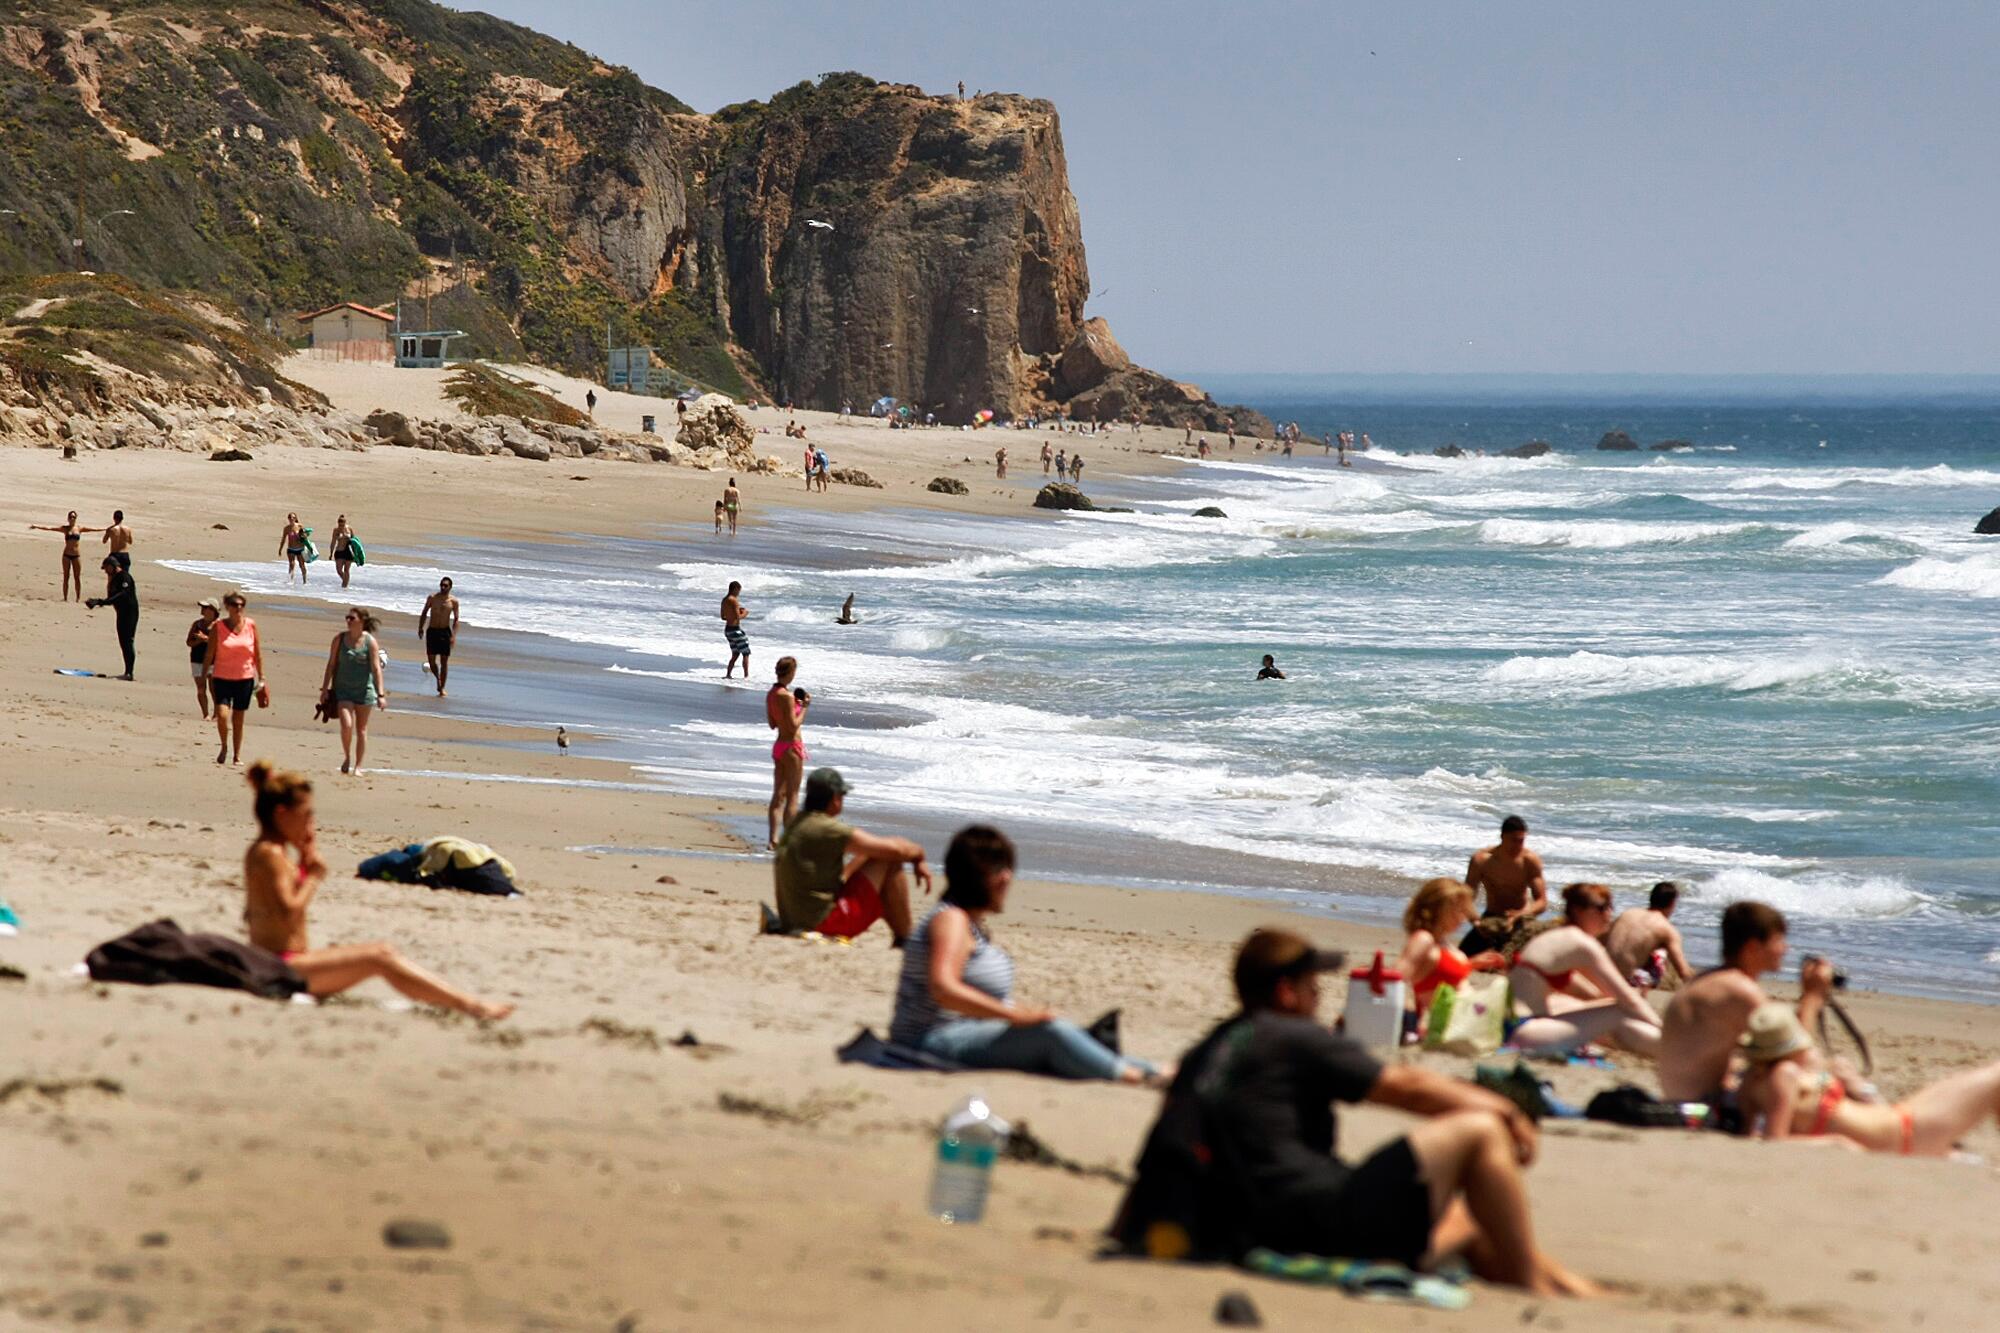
[1739,1002,2000,1155]
[1506,882,1661,1057]
[241,761,513,1019]
[766,655,811,849]
[1395,877,1505,1042]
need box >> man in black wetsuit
[86,555,140,680]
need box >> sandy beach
[5,391,2000,1332]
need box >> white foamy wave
[1875,551,2000,599]
[657,561,803,592]
[1477,518,1758,549]
[1723,464,2000,492]
[1483,650,1883,698]
[1690,866,1929,920]
[1783,522,1869,549]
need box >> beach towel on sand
[85,919,305,1000]
[836,1027,967,1073]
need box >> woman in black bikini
[31,511,97,601]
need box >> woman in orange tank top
[205,591,265,766]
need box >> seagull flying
[806,219,833,231]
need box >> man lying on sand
[1738,1001,2000,1154]
[1658,900,1834,1108]
[241,761,512,1019]
[1113,929,1597,1296]
[771,768,930,944]
[1605,881,1693,990]
[1460,815,1548,955]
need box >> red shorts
[813,870,883,938]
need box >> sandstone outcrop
[927,476,969,495]
[829,466,881,489]
[1053,318,1131,398]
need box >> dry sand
[3,380,1999,1331]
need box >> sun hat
[1740,1001,1813,1064]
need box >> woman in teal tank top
[320,607,389,774]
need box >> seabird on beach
[556,726,568,756]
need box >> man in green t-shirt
[772,768,931,943]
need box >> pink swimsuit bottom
[772,739,807,762]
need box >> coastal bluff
[0,2,1263,430]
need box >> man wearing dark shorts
[418,577,459,697]
[769,768,929,945]
[1111,929,1594,1296]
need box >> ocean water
[167,395,2000,1000]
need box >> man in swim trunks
[766,655,810,847]
[771,768,930,944]
[1460,815,1548,956]
[722,580,751,678]
[101,509,133,571]
[1658,900,1834,1108]
[417,577,459,697]
[1605,881,1694,990]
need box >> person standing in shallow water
[330,515,356,588]
[724,477,742,533]
[31,510,97,601]
[721,580,751,678]
[766,655,810,848]
[85,555,140,680]
[280,512,309,584]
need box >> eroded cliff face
[0,3,1254,427]
[699,82,1089,422]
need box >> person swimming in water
[240,762,512,1018]
[31,510,98,601]
[766,655,811,847]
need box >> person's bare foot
[215,745,228,765]
[340,760,350,774]
[472,1000,515,1021]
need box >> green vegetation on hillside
[441,362,587,425]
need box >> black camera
[1801,954,1848,989]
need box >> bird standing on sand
[556,726,569,757]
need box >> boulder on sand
[1975,506,2000,535]
[1033,482,1094,511]
[674,393,755,463]
[830,466,882,489]
[1053,317,1132,398]
[364,409,418,447]
[927,476,969,495]
[207,448,254,462]
[1596,430,1640,451]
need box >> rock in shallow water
[1975,506,2000,535]
[1033,483,1094,511]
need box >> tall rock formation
[0,3,1262,428]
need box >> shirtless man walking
[101,509,134,571]
[417,577,459,697]
[721,580,751,678]
[1460,815,1549,956]
[1606,881,1695,990]
[1658,900,1834,1108]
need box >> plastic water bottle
[928,1094,1008,1224]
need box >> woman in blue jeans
[889,825,1166,1084]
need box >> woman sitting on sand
[1506,882,1661,1057]
[1738,1002,2000,1154]
[1395,877,1505,1042]
[241,761,513,1019]
[889,826,1166,1085]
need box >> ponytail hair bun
[246,761,311,831]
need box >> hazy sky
[464,1,2000,376]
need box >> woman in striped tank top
[889,826,1166,1084]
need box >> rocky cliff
[0,1,1261,428]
